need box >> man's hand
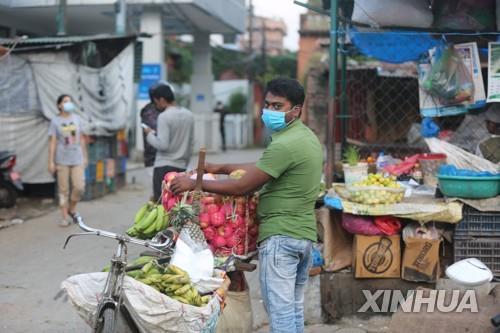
[170,175,196,195]
[143,127,155,135]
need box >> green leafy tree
[228,91,247,114]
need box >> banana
[134,203,150,224]
[174,284,191,296]
[143,216,160,235]
[141,262,154,274]
[161,274,182,283]
[161,213,169,230]
[126,270,143,279]
[201,295,211,304]
[164,284,184,293]
[171,296,190,304]
[131,256,155,266]
[136,206,158,232]
[126,226,138,237]
[154,206,165,232]
[168,264,188,277]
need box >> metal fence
[335,59,498,166]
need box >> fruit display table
[324,184,463,223]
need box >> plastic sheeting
[0,44,134,183]
[349,27,441,64]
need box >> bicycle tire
[97,308,116,333]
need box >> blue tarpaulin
[348,27,442,64]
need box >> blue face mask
[261,108,294,132]
[63,102,76,113]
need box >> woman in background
[48,94,87,227]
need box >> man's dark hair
[152,84,175,103]
[264,77,305,106]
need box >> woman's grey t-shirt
[48,114,84,165]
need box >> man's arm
[147,115,169,151]
[205,162,256,175]
[171,164,272,196]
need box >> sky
[250,0,307,51]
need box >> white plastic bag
[170,231,215,285]
[352,0,433,28]
[61,272,221,333]
[425,138,499,173]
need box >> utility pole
[325,0,338,188]
[56,0,67,36]
[115,0,127,35]
[261,19,267,73]
[246,0,255,147]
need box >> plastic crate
[87,143,98,163]
[84,164,97,183]
[455,205,500,237]
[93,182,105,198]
[453,237,500,276]
[105,177,116,194]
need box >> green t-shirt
[255,120,323,243]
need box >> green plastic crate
[438,175,500,199]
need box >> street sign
[138,64,161,100]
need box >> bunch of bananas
[127,202,169,239]
[128,262,210,307]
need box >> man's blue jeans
[258,235,313,333]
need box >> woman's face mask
[62,101,76,113]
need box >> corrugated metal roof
[0,34,140,46]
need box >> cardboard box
[402,238,441,282]
[353,235,401,278]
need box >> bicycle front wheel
[97,308,116,333]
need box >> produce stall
[292,1,500,324]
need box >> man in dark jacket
[140,86,159,168]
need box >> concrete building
[0,0,246,153]
[297,8,329,81]
[241,16,287,56]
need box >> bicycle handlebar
[63,215,173,254]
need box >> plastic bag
[373,216,402,235]
[171,231,215,285]
[425,137,499,173]
[384,154,420,176]
[402,222,440,241]
[422,46,474,105]
[438,164,499,177]
[421,117,440,138]
[341,213,382,235]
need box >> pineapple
[343,145,360,167]
[169,193,205,243]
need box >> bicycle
[63,214,175,333]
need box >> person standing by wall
[214,101,227,151]
[170,78,322,333]
[48,94,87,227]
[144,84,195,201]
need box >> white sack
[352,0,433,28]
[61,272,221,333]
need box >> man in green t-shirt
[171,78,323,333]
